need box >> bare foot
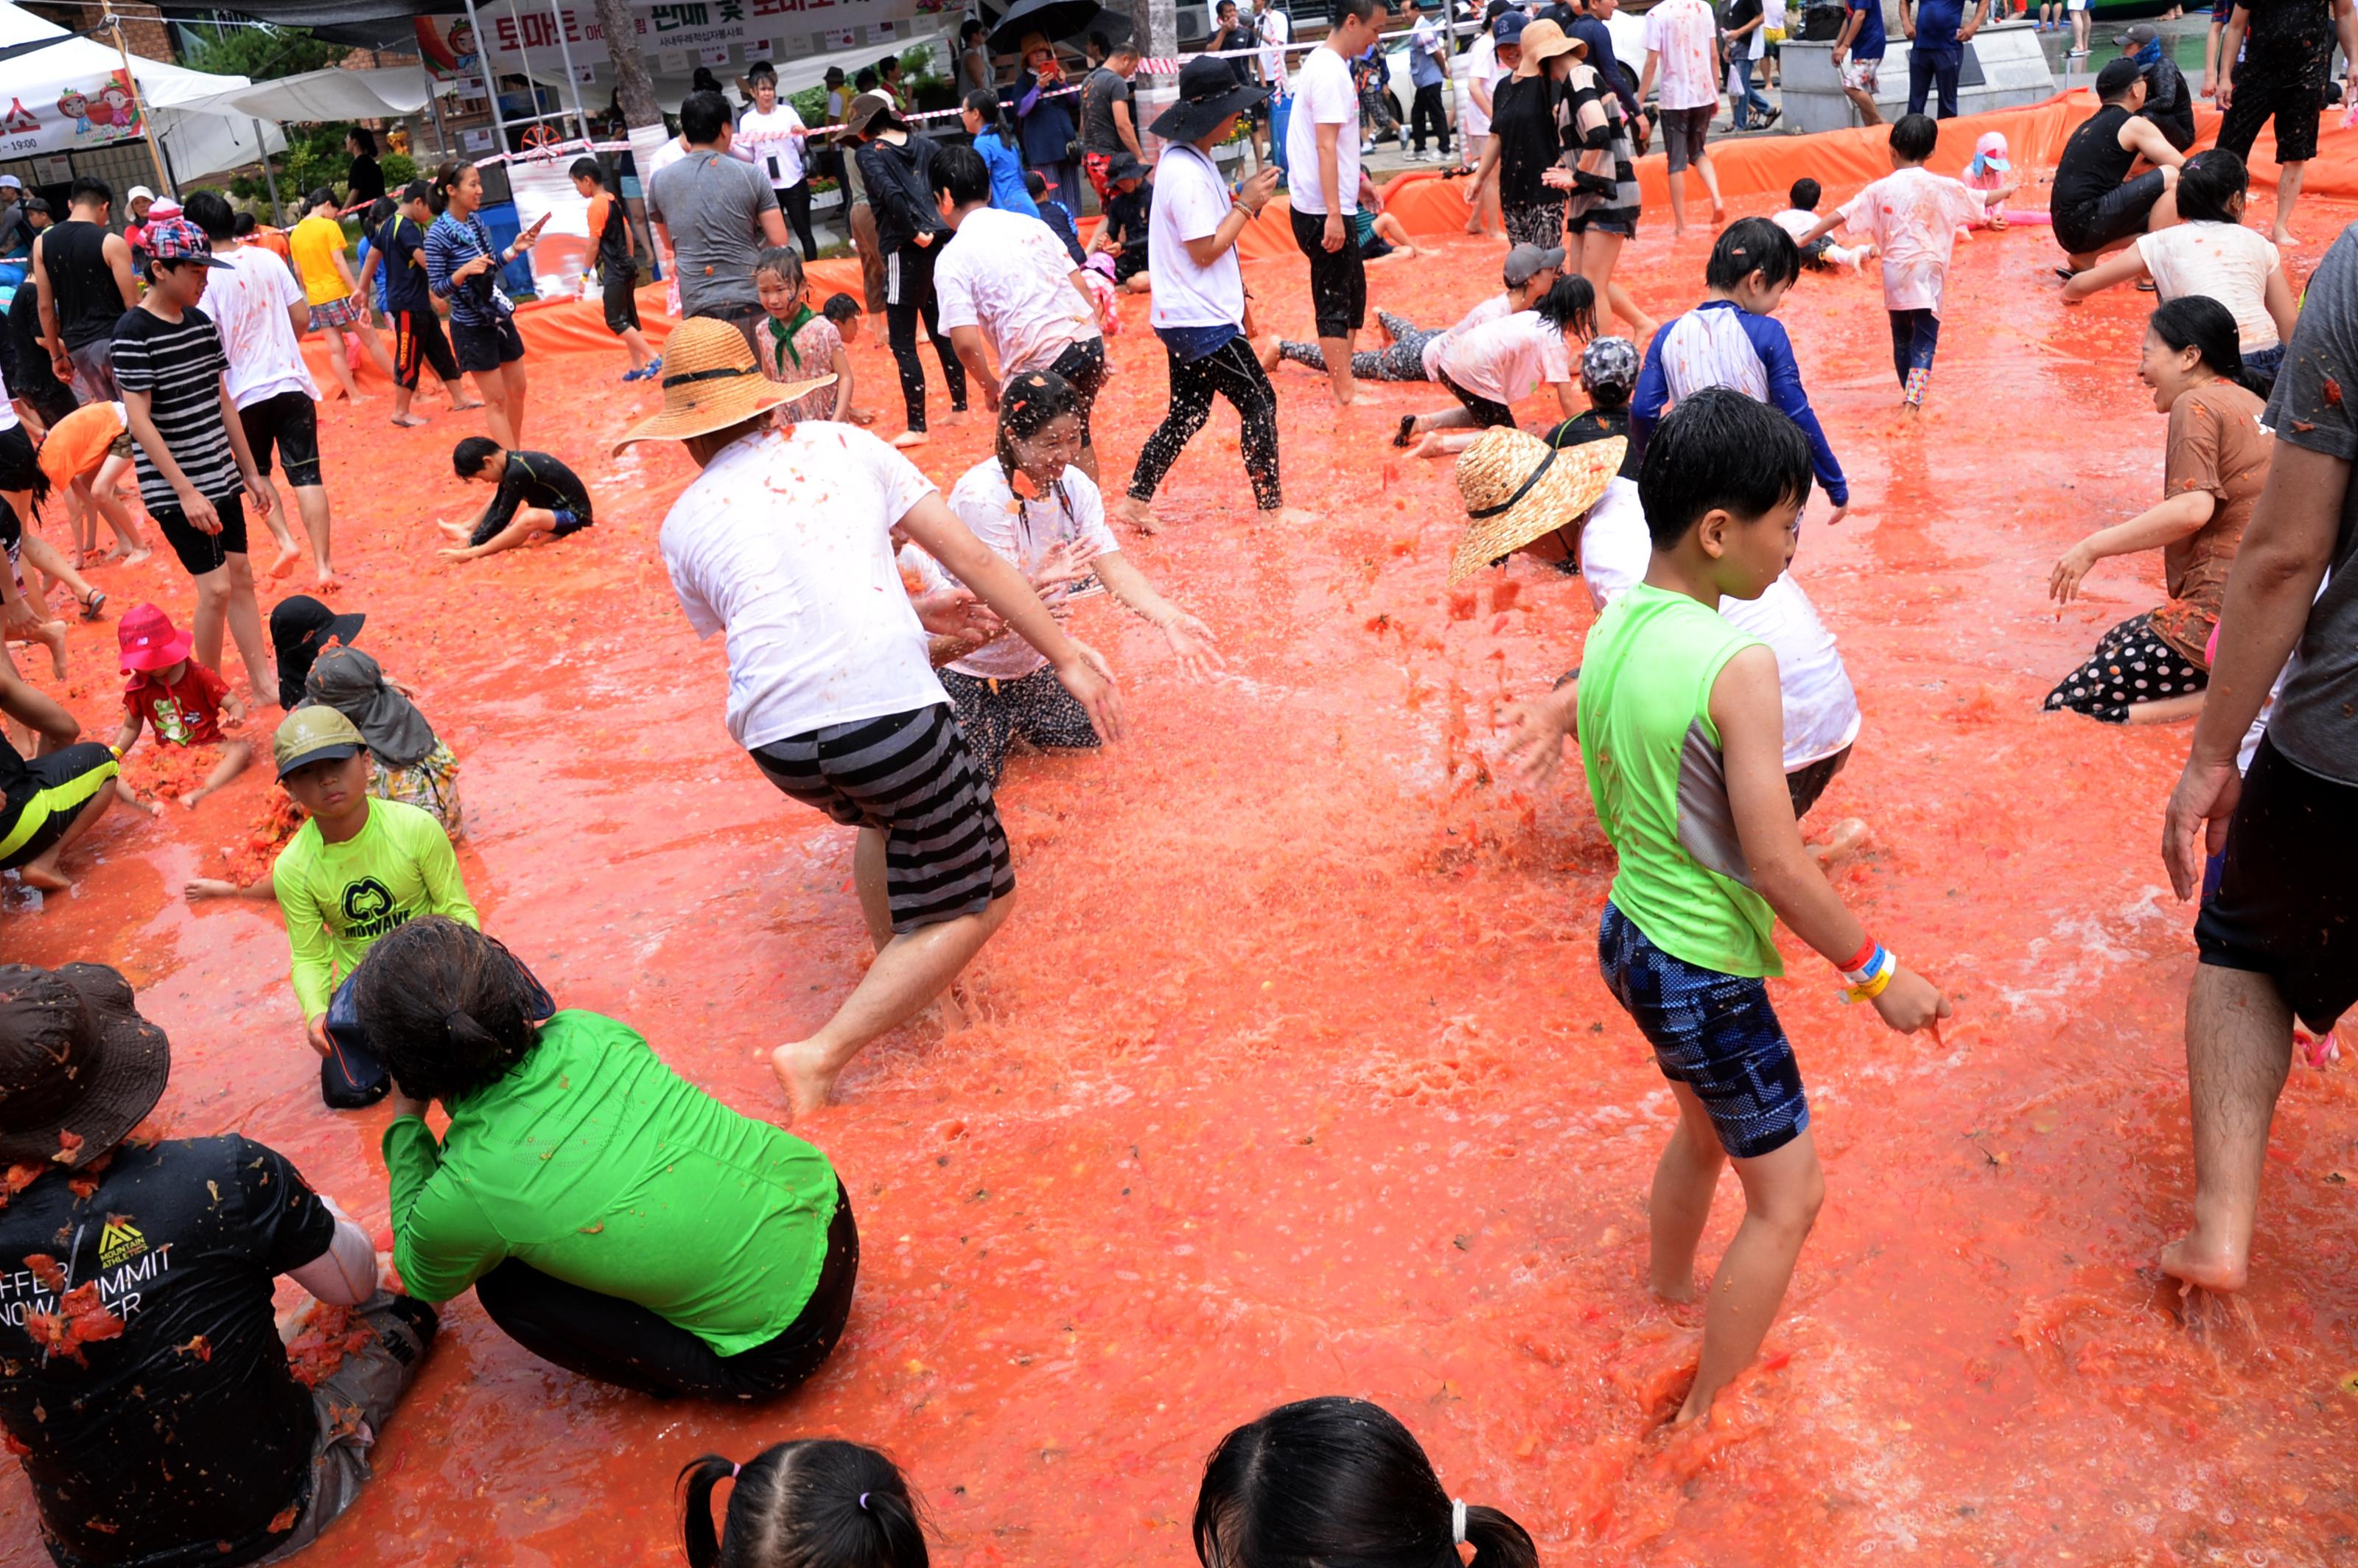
[32,622,66,680]
[437,547,475,562]
[390,414,430,428]
[849,406,882,427]
[1653,1271,1700,1305]
[447,399,486,412]
[890,430,931,449]
[436,520,471,542]
[768,1040,839,1127]
[2271,228,2301,247]
[1261,505,1321,530]
[315,567,342,592]
[267,544,301,580]
[15,862,71,892]
[1805,817,1872,869]
[2158,1233,2248,1295]
[1711,202,1728,223]
[1410,432,1455,460]
[940,408,972,427]
[113,545,153,568]
[1116,494,1162,534]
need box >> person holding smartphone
[424,159,536,449]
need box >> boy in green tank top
[1573,389,1951,1424]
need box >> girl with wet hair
[905,369,1218,784]
[1193,1396,1540,1568]
[679,1439,927,1568]
[360,917,860,1401]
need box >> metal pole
[503,0,547,143]
[1442,13,1466,169]
[425,80,455,161]
[105,14,175,198]
[253,117,283,224]
[545,0,595,141]
[463,0,514,153]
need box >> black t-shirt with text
[0,1135,337,1568]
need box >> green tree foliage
[182,23,346,82]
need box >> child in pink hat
[111,602,250,811]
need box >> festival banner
[0,67,147,160]
[413,0,953,78]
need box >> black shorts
[153,489,248,577]
[1288,204,1367,340]
[2054,168,2168,256]
[1660,104,1712,173]
[601,265,640,336]
[391,309,460,389]
[2193,735,2358,1034]
[749,703,1014,933]
[1785,743,1853,819]
[1438,368,1516,429]
[2219,74,2323,166]
[1043,337,1108,448]
[0,743,116,870]
[449,313,525,374]
[940,665,1101,786]
[1566,209,1639,241]
[239,390,322,488]
[0,423,41,500]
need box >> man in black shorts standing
[630,319,1123,1126]
[2051,59,2186,272]
[1284,0,1391,407]
[2216,0,2358,245]
[2159,220,2358,1299]
[112,216,281,708]
[31,176,137,403]
[371,181,472,427]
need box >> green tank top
[1576,582,1783,978]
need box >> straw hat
[1449,428,1626,583]
[1515,18,1577,68]
[613,318,833,454]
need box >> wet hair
[1705,216,1801,292]
[679,1440,927,1568]
[348,126,377,156]
[452,435,503,477]
[1194,1397,1539,1568]
[185,188,236,240]
[69,175,112,208]
[1788,177,1821,212]
[306,185,337,212]
[965,88,1013,141]
[570,155,607,185]
[1637,387,1814,547]
[1889,112,1938,162]
[364,197,396,229]
[929,144,992,207]
[1334,0,1383,21]
[400,178,433,206]
[353,918,547,1105]
[822,292,861,324]
[2096,56,2144,102]
[1532,273,1598,336]
[995,368,1083,480]
[2150,294,2265,396]
[2174,147,2249,225]
[234,211,257,236]
[681,90,732,144]
[755,245,805,290]
[854,66,879,91]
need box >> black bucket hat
[270,595,365,710]
[1151,55,1268,144]
[0,965,169,1169]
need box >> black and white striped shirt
[111,304,238,510]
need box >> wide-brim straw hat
[1450,428,1625,583]
[0,964,170,1169]
[613,318,833,454]
[1516,18,1578,66]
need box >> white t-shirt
[2137,221,2284,354]
[1440,309,1572,405]
[1419,291,1515,379]
[1257,5,1292,88]
[206,246,319,410]
[1285,45,1361,215]
[1578,477,1862,769]
[735,103,808,189]
[1836,166,1982,315]
[1770,207,1818,242]
[943,458,1119,679]
[659,422,945,749]
[934,206,1101,382]
[1461,34,1497,136]
[1643,0,1722,113]
[1150,142,1245,330]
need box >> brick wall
[19,1,175,62]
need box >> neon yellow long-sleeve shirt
[273,797,478,1018]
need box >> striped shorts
[750,704,1013,932]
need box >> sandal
[1392,414,1416,449]
[77,589,105,623]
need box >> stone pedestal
[1779,18,2057,135]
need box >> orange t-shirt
[35,401,126,492]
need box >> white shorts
[1841,56,1881,92]
[2066,0,2089,11]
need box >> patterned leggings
[1502,197,1568,250]
[2043,611,2207,724]
[1278,310,1437,382]
[940,665,1100,785]
[1889,308,1940,405]
[1127,336,1284,511]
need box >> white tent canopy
[167,64,438,127]
[0,1,279,184]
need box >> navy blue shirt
[377,212,433,315]
[1912,0,1969,49]
[1847,0,1888,58]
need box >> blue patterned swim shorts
[1598,900,1809,1160]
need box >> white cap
[0,175,20,190]
[127,184,154,204]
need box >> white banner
[0,64,152,160]
[458,0,956,74]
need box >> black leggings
[778,180,819,261]
[884,241,968,433]
[472,1182,860,1401]
[1127,335,1282,511]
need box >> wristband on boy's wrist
[1839,943,1897,1004]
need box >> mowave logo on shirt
[340,877,406,939]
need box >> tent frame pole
[104,10,175,198]
[253,117,283,224]
[462,0,515,153]
[545,0,595,141]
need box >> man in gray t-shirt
[2158,220,2358,1304]
[646,89,787,349]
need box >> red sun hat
[116,602,193,673]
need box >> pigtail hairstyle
[1192,1396,1540,1568]
[1533,273,1598,341]
[993,369,1081,485]
[679,1440,928,1568]
[2150,294,2267,399]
